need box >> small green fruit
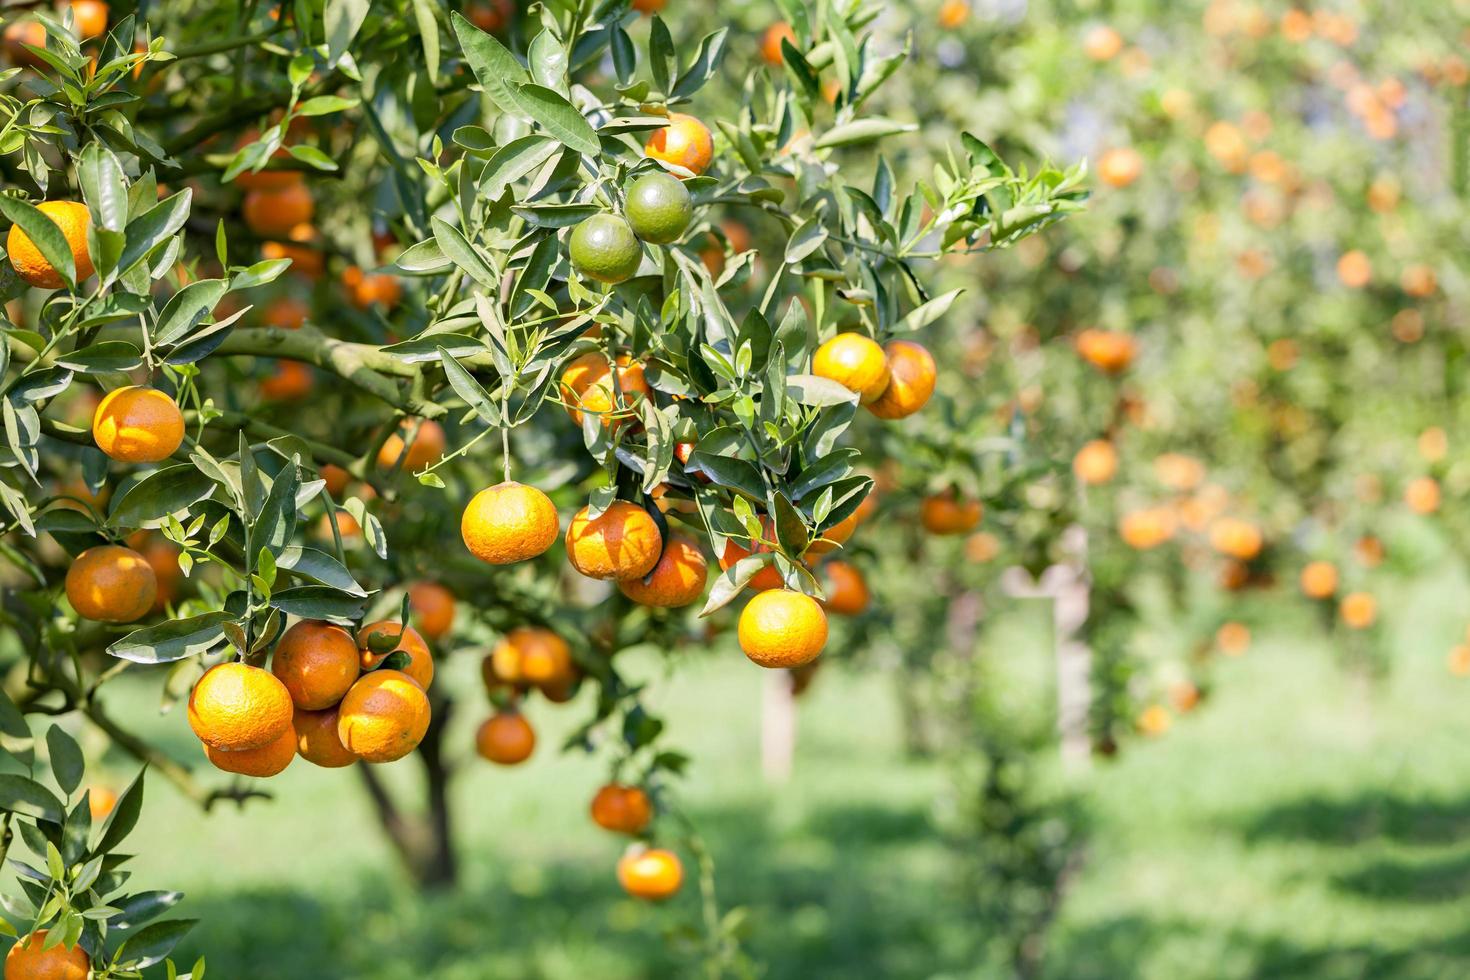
[569,214,643,284]
[625,172,694,245]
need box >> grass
[52,548,1470,978]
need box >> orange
[760,22,796,65]
[1137,704,1171,737]
[1073,439,1119,485]
[565,501,662,581]
[66,1,108,40]
[920,493,982,535]
[618,535,708,607]
[490,626,575,688]
[617,847,683,900]
[87,785,117,820]
[466,0,514,31]
[805,510,859,556]
[243,183,314,238]
[1120,507,1177,550]
[5,930,89,980]
[92,386,185,463]
[1336,250,1372,288]
[3,21,46,68]
[1075,329,1137,373]
[1281,8,1313,41]
[293,705,357,768]
[342,265,402,310]
[1170,681,1201,714]
[1340,592,1377,630]
[820,560,869,616]
[260,360,313,400]
[631,0,665,12]
[1082,24,1123,61]
[262,240,324,279]
[867,340,936,420]
[738,589,827,668]
[476,710,536,765]
[377,419,446,472]
[1097,147,1143,188]
[964,531,1001,563]
[812,333,890,404]
[65,544,156,622]
[591,783,654,834]
[7,200,94,288]
[1448,645,1470,677]
[203,722,296,777]
[1355,535,1385,567]
[407,581,456,640]
[719,521,785,592]
[559,353,650,428]
[271,619,361,710]
[1155,453,1205,491]
[643,113,714,178]
[263,295,309,329]
[1208,518,1263,560]
[320,463,352,498]
[1216,621,1251,656]
[1419,427,1449,463]
[358,621,435,691]
[337,669,430,763]
[1299,561,1339,599]
[937,0,970,29]
[1405,476,1441,515]
[188,662,294,752]
[461,481,559,564]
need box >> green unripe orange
[625,172,693,244]
[569,214,642,284]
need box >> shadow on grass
[163,797,964,980]
[1045,914,1470,980]
[1235,790,1470,846]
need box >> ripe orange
[243,183,314,238]
[476,710,536,765]
[342,265,403,309]
[1208,517,1263,560]
[203,722,297,777]
[1082,24,1123,61]
[271,620,361,710]
[867,340,936,420]
[320,463,352,498]
[337,669,431,763]
[1401,264,1437,297]
[631,0,665,12]
[559,353,650,428]
[1299,561,1338,599]
[738,589,828,668]
[293,705,357,768]
[965,531,1001,562]
[1404,476,1441,515]
[7,200,94,288]
[66,1,108,40]
[937,0,970,29]
[358,621,435,691]
[760,22,796,65]
[565,501,662,581]
[617,847,683,901]
[1336,250,1372,288]
[490,626,575,688]
[1170,681,1201,713]
[377,419,445,472]
[262,240,324,278]
[188,662,295,752]
[92,386,185,463]
[821,560,869,616]
[65,544,156,623]
[1354,535,1385,568]
[1073,439,1119,485]
[719,523,785,592]
[5,930,89,980]
[1097,147,1144,188]
[1120,507,1177,550]
[1075,329,1137,373]
[920,493,982,535]
[2,21,46,68]
[1418,427,1449,463]
[263,295,309,329]
[805,510,859,556]
[461,481,560,564]
[619,535,709,607]
[1137,704,1171,737]
[260,360,313,400]
[1216,621,1251,656]
[812,333,891,404]
[643,113,714,178]
[466,0,514,31]
[591,783,653,834]
[1154,453,1205,491]
[1448,645,1470,677]
[407,581,456,640]
[1340,592,1377,630]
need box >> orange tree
[0,0,1082,972]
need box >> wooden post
[761,669,796,783]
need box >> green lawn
[75,554,1470,978]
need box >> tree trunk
[761,669,796,784]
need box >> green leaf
[275,546,366,596]
[438,347,500,426]
[108,464,216,529]
[78,143,128,232]
[95,769,144,855]
[294,95,358,117]
[324,0,370,67]
[152,279,228,346]
[430,216,498,289]
[45,726,84,798]
[895,288,962,333]
[118,190,191,277]
[686,451,766,501]
[479,135,559,201]
[0,688,29,739]
[786,374,857,407]
[118,918,196,969]
[230,258,291,291]
[0,775,65,823]
[0,197,75,288]
[106,613,233,664]
[785,217,828,263]
[515,84,600,156]
[699,556,765,617]
[268,587,369,624]
[285,144,338,172]
[813,118,917,149]
[410,0,441,79]
[109,890,182,931]
[55,341,142,374]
